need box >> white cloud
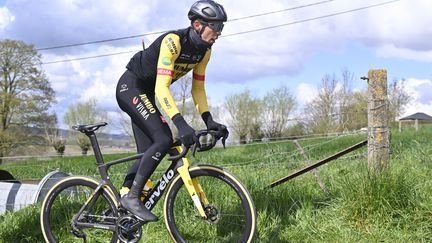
[78,49,130,111]
[5,0,432,71]
[296,82,318,105]
[0,6,14,30]
[2,0,432,130]
[206,0,432,83]
[4,0,160,51]
[376,44,432,62]
[400,78,432,117]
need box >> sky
[1,0,432,133]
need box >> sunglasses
[201,21,224,32]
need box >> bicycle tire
[40,176,119,243]
[164,165,256,243]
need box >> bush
[76,135,90,155]
[51,139,66,156]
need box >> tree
[337,68,354,131]
[261,86,296,138]
[249,99,264,141]
[343,90,368,130]
[305,69,362,134]
[305,74,339,134]
[388,78,411,125]
[64,99,108,125]
[225,90,262,143]
[0,39,56,163]
[64,99,108,155]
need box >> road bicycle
[40,122,256,243]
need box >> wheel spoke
[164,167,256,242]
[41,178,119,243]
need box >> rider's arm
[155,34,182,118]
[191,48,211,114]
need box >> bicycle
[40,122,256,243]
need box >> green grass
[1,126,432,242]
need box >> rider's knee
[156,134,173,153]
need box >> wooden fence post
[366,69,390,173]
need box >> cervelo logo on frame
[145,169,175,209]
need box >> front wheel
[40,176,119,243]
[164,165,256,243]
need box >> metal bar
[267,140,367,189]
[104,153,144,168]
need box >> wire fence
[0,130,366,179]
[0,114,368,161]
[0,129,369,212]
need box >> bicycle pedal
[70,229,87,242]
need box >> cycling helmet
[188,0,227,22]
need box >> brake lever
[191,143,198,157]
[221,128,228,149]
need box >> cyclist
[115,0,229,222]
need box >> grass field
[1,127,431,242]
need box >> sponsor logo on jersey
[139,94,156,114]
[179,53,202,62]
[164,37,178,55]
[132,94,156,120]
[162,57,172,66]
[119,83,128,92]
[172,63,195,80]
[157,68,173,77]
[192,55,202,61]
[174,64,191,73]
[163,97,172,109]
[180,53,191,59]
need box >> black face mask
[189,27,212,51]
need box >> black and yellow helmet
[188,0,228,22]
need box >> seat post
[86,131,105,165]
[86,131,111,180]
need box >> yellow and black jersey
[126,27,211,118]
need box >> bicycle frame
[82,130,208,221]
[142,146,208,218]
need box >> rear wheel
[164,165,256,243]
[40,176,119,243]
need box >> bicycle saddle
[72,122,108,133]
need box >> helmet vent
[202,7,217,17]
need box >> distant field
[1,126,431,242]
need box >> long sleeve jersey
[126,27,211,118]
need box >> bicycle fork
[174,146,209,218]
